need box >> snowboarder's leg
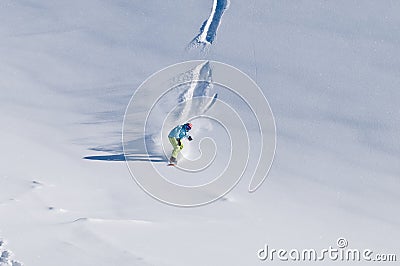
[169,156,177,164]
[168,137,183,161]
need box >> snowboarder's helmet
[184,123,192,130]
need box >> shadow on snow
[83,154,166,162]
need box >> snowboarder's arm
[178,127,190,139]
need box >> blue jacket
[168,125,190,139]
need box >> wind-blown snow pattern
[190,0,230,47]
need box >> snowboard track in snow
[85,61,217,162]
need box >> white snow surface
[1,0,399,265]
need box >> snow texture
[0,0,399,265]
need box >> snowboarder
[168,123,193,164]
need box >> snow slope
[1,0,399,265]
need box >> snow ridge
[189,0,230,48]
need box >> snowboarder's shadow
[83,138,167,162]
[83,154,166,162]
